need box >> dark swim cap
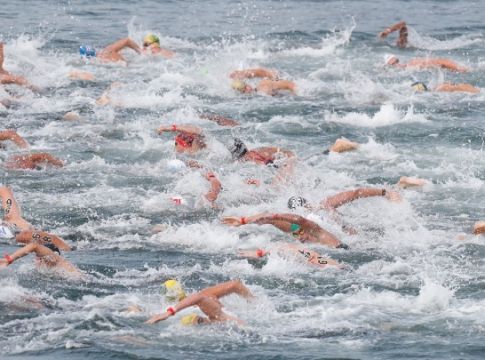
[229,138,248,160]
[287,196,308,210]
[44,242,61,254]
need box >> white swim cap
[384,54,398,65]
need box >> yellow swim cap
[411,82,428,92]
[231,80,246,92]
[180,313,199,326]
[161,279,186,302]
[143,34,160,47]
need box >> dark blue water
[1,1,485,359]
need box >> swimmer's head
[231,80,251,93]
[79,45,96,58]
[287,196,308,210]
[180,313,201,326]
[161,279,186,302]
[473,221,485,235]
[143,34,160,48]
[384,54,398,65]
[411,82,428,92]
[229,138,248,160]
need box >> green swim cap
[143,34,160,47]
[290,223,301,233]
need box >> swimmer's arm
[0,242,54,269]
[435,83,480,93]
[157,124,203,135]
[238,249,269,259]
[0,130,29,148]
[273,80,296,94]
[199,114,239,127]
[145,293,203,324]
[0,186,23,220]
[28,153,64,167]
[321,188,388,210]
[433,59,469,73]
[379,21,407,38]
[204,171,221,203]
[230,68,278,80]
[16,230,72,251]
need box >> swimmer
[411,81,479,94]
[0,242,82,278]
[0,186,71,251]
[222,212,345,249]
[229,138,296,183]
[0,129,29,148]
[4,152,63,170]
[230,67,295,95]
[157,124,206,154]
[0,42,39,91]
[379,21,409,48]
[79,38,142,64]
[146,279,254,325]
[238,243,342,269]
[141,34,175,59]
[384,54,469,72]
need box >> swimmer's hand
[0,259,9,269]
[145,312,171,324]
[222,216,245,226]
[385,190,402,202]
[379,29,391,38]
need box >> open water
[1,0,485,359]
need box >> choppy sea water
[1,0,485,359]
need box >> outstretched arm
[0,130,29,148]
[322,188,396,210]
[157,124,203,135]
[199,114,239,127]
[0,243,55,269]
[145,292,205,324]
[230,68,279,80]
